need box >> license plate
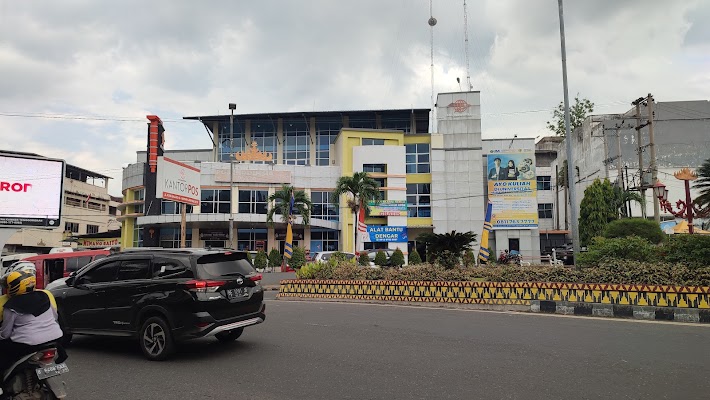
[36,363,68,379]
[227,287,249,299]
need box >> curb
[262,285,280,291]
[531,300,710,323]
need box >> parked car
[312,251,356,263]
[360,249,396,267]
[49,248,265,360]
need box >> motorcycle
[1,344,68,399]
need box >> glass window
[238,190,268,214]
[348,115,377,129]
[153,258,193,279]
[196,253,255,279]
[315,118,342,166]
[117,259,151,281]
[311,191,339,221]
[79,260,120,284]
[132,225,143,248]
[66,256,93,273]
[538,203,553,219]
[219,120,245,162]
[237,229,268,251]
[406,143,430,174]
[381,113,412,133]
[537,176,552,191]
[87,225,99,234]
[65,222,79,233]
[250,120,277,164]
[159,228,193,248]
[362,138,385,146]
[407,183,431,217]
[201,189,231,214]
[283,119,310,165]
[311,230,339,252]
[133,188,145,214]
[161,200,193,215]
[363,164,386,173]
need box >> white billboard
[0,154,64,228]
[156,157,201,206]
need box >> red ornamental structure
[652,168,710,234]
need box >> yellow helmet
[6,270,36,297]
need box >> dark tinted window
[117,259,151,281]
[80,260,120,284]
[66,256,93,273]
[196,252,255,279]
[153,258,193,279]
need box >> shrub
[374,251,388,267]
[332,251,348,262]
[290,246,307,270]
[576,236,658,266]
[662,235,710,268]
[462,249,476,267]
[435,250,460,269]
[268,248,282,269]
[358,252,370,266]
[253,250,268,270]
[409,249,422,265]
[390,249,405,267]
[603,218,664,244]
[296,262,322,279]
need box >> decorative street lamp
[652,168,710,234]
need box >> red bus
[23,249,112,289]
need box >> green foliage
[435,250,460,269]
[289,246,307,270]
[245,252,253,262]
[408,249,422,265]
[253,250,268,270]
[694,158,710,207]
[418,230,477,262]
[576,236,659,266]
[462,249,476,267]
[268,248,282,269]
[390,248,405,267]
[332,171,381,215]
[579,178,619,247]
[374,251,388,267]
[613,186,644,218]
[332,251,348,262]
[662,235,710,268]
[546,95,595,137]
[602,218,664,244]
[358,252,370,266]
[267,185,312,226]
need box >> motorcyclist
[0,270,64,373]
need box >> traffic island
[278,279,710,324]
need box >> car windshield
[196,252,255,279]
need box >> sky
[1,0,708,195]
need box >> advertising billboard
[156,157,201,206]
[366,226,408,242]
[486,149,538,229]
[0,154,64,228]
[368,200,408,217]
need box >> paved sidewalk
[260,271,296,290]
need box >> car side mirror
[65,275,76,286]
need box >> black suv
[48,248,265,360]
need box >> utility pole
[647,93,660,223]
[228,103,237,249]
[634,100,647,218]
[557,0,580,253]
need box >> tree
[374,251,388,267]
[358,252,370,266]
[602,218,664,244]
[268,248,282,269]
[253,249,268,270]
[408,249,422,265]
[267,184,312,226]
[390,248,405,267]
[579,178,618,247]
[612,186,644,218]
[694,158,710,208]
[332,172,381,252]
[417,230,477,263]
[546,96,595,136]
[462,249,476,267]
[290,246,307,269]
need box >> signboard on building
[78,238,120,248]
[0,154,64,228]
[366,226,408,242]
[276,231,304,240]
[368,200,408,217]
[199,229,229,241]
[156,157,201,206]
[486,149,538,229]
[215,169,291,184]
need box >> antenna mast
[463,0,472,90]
[428,1,437,133]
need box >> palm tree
[417,230,477,263]
[613,186,644,218]
[332,172,381,252]
[694,158,710,208]
[266,185,312,226]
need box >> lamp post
[229,103,236,249]
[652,168,710,234]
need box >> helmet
[7,261,36,275]
[6,270,36,297]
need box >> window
[311,230,339,252]
[364,242,389,250]
[133,189,145,214]
[161,200,193,215]
[87,225,99,234]
[132,225,143,248]
[311,191,338,221]
[65,222,79,233]
[538,203,553,219]
[363,164,386,173]
[283,119,310,165]
[406,143,430,174]
[237,229,267,251]
[407,184,431,217]
[79,260,120,284]
[348,115,377,129]
[219,120,245,162]
[65,197,82,207]
[537,176,552,191]
[238,190,268,214]
[201,189,231,214]
[316,118,341,166]
[117,259,151,281]
[153,258,193,279]
[362,138,384,146]
[250,120,277,164]
[66,256,93,273]
[381,113,412,133]
[109,206,117,216]
[159,228,192,248]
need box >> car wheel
[140,316,175,361]
[215,328,244,342]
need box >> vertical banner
[487,149,538,229]
[478,201,493,264]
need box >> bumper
[175,303,266,340]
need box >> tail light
[184,280,226,293]
[32,349,57,363]
[249,273,262,283]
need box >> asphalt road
[63,292,710,399]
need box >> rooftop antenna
[428,0,437,132]
[463,0,472,90]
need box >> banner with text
[366,226,408,242]
[368,200,408,217]
[487,149,538,229]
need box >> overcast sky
[1,0,708,195]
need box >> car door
[102,255,154,333]
[60,258,121,332]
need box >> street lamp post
[652,168,710,234]
[229,103,236,249]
